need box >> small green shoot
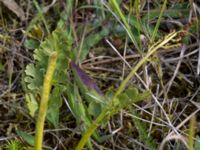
[5,140,23,150]
[150,0,167,43]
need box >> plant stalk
[76,32,178,150]
[76,32,177,150]
[35,52,57,150]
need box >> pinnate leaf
[25,93,38,117]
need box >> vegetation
[0,0,200,149]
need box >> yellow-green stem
[34,52,57,150]
[76,32,178,150]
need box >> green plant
[23,2,110,149]
[75,31,179,150]
[107,0,140,52]
[16,130,35,147]
[5,140,23,150]
[20,1,198,149]
[23,9,74,148]
[24,21,72,127]
[150,0,167,43]
[131,109,157,149]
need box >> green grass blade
[134,0,142,49]
[107,0,140,52]
[150,0,167,43]
[33,0,50,35]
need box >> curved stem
[76,32,178,150]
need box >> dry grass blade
[0,0,25,20]
[43,0,57,13]
[166,45,186,95]
[159,134,188,150]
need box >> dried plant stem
[35,52,57,150]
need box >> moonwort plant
[24,19,110,150]
[70,60,152,149]
[75,31,180,150]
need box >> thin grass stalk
[33,0,50,35]
[34,52,57,150]
[114,31,177,98]
[75,31,178,150]
[134,0,142,49]
[150,0,167,43]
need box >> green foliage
[5,0,199,149]
[47,87,63,127]
[88,101,102,118]
[24,21,72,127]
[23,6,111,148]
[66,84,99,149]
[174,142,181,150]
[66,83,100,140]
[194,136,200,150]
[16,130,35,146]
[75,86,151,150]
[150,0,167,43]
[70,60,151,147]
[78,27,110,61]
[24,39,40,50]
[24,63,43,91]
[110,87,151,117]
[142,2,189,21]
[131,110,157,149]
[5,140,23,150]
[140,2,190,41]
[108,0,140,52]
[32,0,50,34]
[24,21,72,91]
[23,2,186,149]
[25,93,38,117]
[76,30,179,149]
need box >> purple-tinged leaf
[70,61,103,95]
